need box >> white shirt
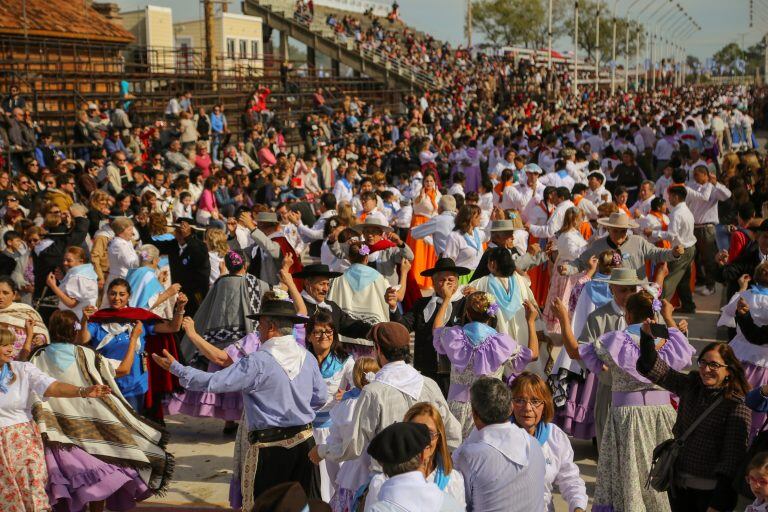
[453,422,547,512]
[502,182,545,212]
[333,179,354,205]
[367,471,464,512]
[58,270,98,319]
[655,175,674,200]
[447,183,465,197]
[653,137,677,161]
[629,195,655,218]
[574,195,599,220]
[410,211,457,256]
[539,171,575,190]
[685,181,731,225]
[656,202,696,248]
[443,228,489,269]
[542,424,588,512]
[529,200,575,240]
[585,186,611,206]
[637,213,668,243]
[366,469,466,512]
[555,230,587,263]
[107,236,139,279]
[0,361,55,428]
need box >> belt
[612,390,671,407]
[248,423,312,444]
[694,223,715,228]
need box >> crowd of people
[3,6,768,510]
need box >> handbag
[647,395,723,493]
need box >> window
[226,38,235,59]
[239,39,248,58]
[251,40,259,59]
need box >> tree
[561,0,642,63]
[712,42,744,70]
[470,0,547,48]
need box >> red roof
[0,0,133,43]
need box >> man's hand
[181,316,196,334]
[387,231,403,246]
[527,243,541,255]
[308,445,323,465]
[152,349,177,371]
[239,212,256,230]
[385,287,398,309]
[672,245,684,257]
[737,297,750,316]
[440,279,458,299]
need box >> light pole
[574,1,580,96]
[620,0,658,91]
[595,1,602,91]
[548,0,554,72]
[610,0,618,94]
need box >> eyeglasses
[18,180,29,185]
[697,360,729,371]
[746,475,768,486]
[312,329,334,338]
[7,197,18,202]
[49,210,61,215]
[427,429,439,440]
[512,398,545,408]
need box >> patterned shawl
[30,343,174,494]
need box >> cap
[367,322,410,351]
[367,422,431,465]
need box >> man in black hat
[137,216,210,317]
[365,422,464,511]
[154,297,327,509]
[386,257,470,395]
[293,264,373,339]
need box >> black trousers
[668,485,713,512]
[253,436,321,501]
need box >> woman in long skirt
[405,173,441,291]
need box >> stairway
[243,0,435,92]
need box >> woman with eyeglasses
[364,402,466,511]
[509,372,587,512]
[636,334,751,511]
[306,309,354,502]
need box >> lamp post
[548,0,554,72]
[595,1,602,91]
[610,0,618,94]
[574,0,580,96]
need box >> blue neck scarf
[556,170,569,178]
[511,418,551,446]
[752,284,768,296]
[46,343,77,372]
[0,362,11,394]
[342,387,361,401]
[625,323,642,337]
[488,276,522,317]
[433,459,450,490]
[339,177,352,191]
[462,322,497,346]
[463,228,482,252]
[585,273,613,306]
[68,263,98,280]
[345,264,382,292]
[319,353,345,379]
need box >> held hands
[527,243,541,256]
[152,349,177,372]
[181,316,196,334]
[169,283,182,295]
[715,249,729,266]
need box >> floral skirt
[743,362,768,440]
[543,271,581,334]
[0,421,49,512]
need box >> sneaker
[694,285,708,293]
[699,286,715,296]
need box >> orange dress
[406,189,440,290]
[526,201,553,307]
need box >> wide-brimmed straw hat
[594,267,648,286]
[597,212,639,229]
[351,216,393,233]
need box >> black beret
[367,422,430,465]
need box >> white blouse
[443,228,489,270]
[58,272,98,320]
[107,237,139,279]
[554,229,587,264]
[0,361,55,428]
[542,424,588,512]
[365,467,466,511]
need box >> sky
[113,0,764,60]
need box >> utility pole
[204,0,216,86]
[548,0,553,72]
[595,1,601,91]
[467,0,473,50]
[574,1,579,96]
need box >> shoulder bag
[647,395,723,493]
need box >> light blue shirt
[453,422,546,512]
[409,211,456,257]
[170,347,327,431]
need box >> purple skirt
[46,445,151,512]
[164,388,243,421]
[743,362,768,439]
[554,370,597,440]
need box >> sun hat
[596,212,639,229]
